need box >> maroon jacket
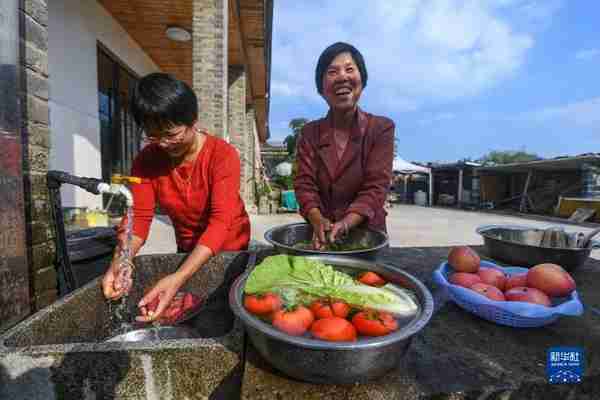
[294,108,394,232]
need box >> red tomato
[310,317,357,342]
[147,297,160,313]
[183,293,194,310]
[183,292,202,311]
[169,297,184,310]
[358,271,387,287]
[352,311,398,337]
[331,302,351,318]
[272,306,314,336]
[164,305,183,319]
[244,293,283,315]
[310,300,351,319]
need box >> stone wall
[245,106,257,207]
[227,66,248,201]
[192,0,228,140]
[20,0,57,311]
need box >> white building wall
[48,0,159,209]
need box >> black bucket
[58,227,117,295]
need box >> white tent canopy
[393,157,430,174]
[393,157,433,206]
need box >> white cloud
[517,0,562,20]
[419,112,456,125]
[271,0,561,113]
[271,81,300,97]
[575,49,600,61]
[526,97,600,126]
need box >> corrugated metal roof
[476,153,600,173]
[430,161,482,171]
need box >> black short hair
[130,73,198,135]
[315,42,368,95]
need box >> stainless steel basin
[264,222,389,259]
[229,253,434,384]
[476,224,599,271]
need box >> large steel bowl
[264,222,389,259]
[476,224,600,272]
[229,254,434,384]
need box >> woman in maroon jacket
[295,42,394,249]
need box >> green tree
[479,150,541,165]
[283,118,309,157]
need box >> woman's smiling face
[321,52,363,113]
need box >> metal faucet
[47,171,138,207]
[97,182,134,207]
[46,170,140,294]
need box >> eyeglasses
[142,127,187,145]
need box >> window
[97,45,141,213]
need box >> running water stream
[107,206,136,335]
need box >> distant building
[261,140,289,176]
[476,153,600,220]
[429,161,482,208]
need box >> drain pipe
[47,171,134,294]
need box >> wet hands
[308,214,333,250]
[102,258,134,300]
[136,273,185,323]
[308,214,350,250]
[328,220,349,244]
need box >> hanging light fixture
[165,26,192,42]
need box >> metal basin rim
[264,223,390,256]
[477,224,597,252]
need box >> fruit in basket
[470,283,506,301]
[449,272,482,288]
[526,263,576,297]
[504,273,528,291]
[505,287,551,307]
[477,267,507,291]
[448,246,480,273]
[311,317,357,341]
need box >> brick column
[193,0,228,140]
[227,66,247,200]
[20,0,57,311]
[245,106,257,207]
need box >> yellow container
[557,197,600,222]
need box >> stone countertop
[241,246,600,400]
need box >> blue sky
[267,0,599,163]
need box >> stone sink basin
[0,252,249,400]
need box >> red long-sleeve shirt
[122,134,250,254]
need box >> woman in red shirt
[295,42,394,249]
[101,73,250,322]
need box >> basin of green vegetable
[229,253,434,383]
[264,222,388,259]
